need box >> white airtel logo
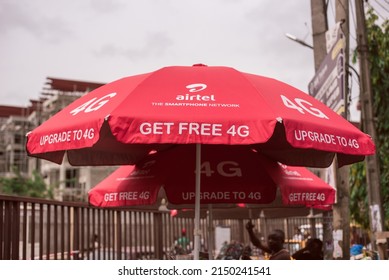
[186,83,207,92]
[176,83,215,102]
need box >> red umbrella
[26,64,374,168]
[88,145,335,259]
[88,145,336,209]
[26,64,372,258]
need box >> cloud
[0,1,73,44]
[89,0,127,14]
[95,31,173,61]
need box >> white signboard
[215,226,231,255]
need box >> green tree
[0,168,53,199]
[350,9,389,230]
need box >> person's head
[306,238,323,256]
[267,229,285,252]
[241,245,252,260]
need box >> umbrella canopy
[26,64,375,168]
[26,64,368,259]
[88,145,336,209]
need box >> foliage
[0,168,53,199]
[350,9,389,230]
[349,162,369,229]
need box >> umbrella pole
[193,143,201,260]
[208,204,214,260]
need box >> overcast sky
[1,0,387,121]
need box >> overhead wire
[366,0,388,21]
[372,0,389,14]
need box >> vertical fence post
[72,207,80,259]
[3,201,12,259]
[116,211,122,260]
[11,201,20,259]
[153,212,163,259]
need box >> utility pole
[311,0,351,260]
[332,0,351,260]
[310,0,333,260]
[355,0,383,254]
[311,0,328,69]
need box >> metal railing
[0,194,321,260]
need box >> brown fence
[0,194,322,260]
